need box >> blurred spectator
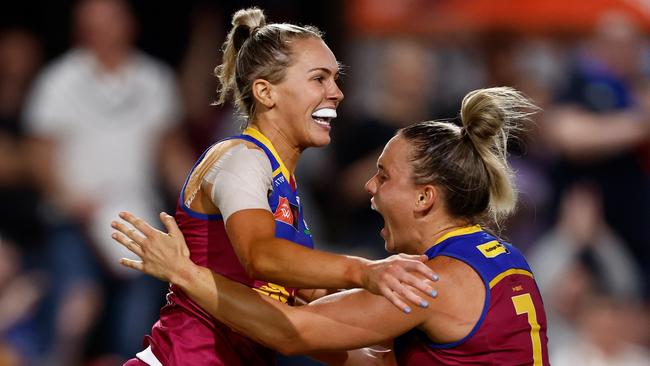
[552,294,650,366]
[23,0,190,362]
[0,235,46,366]
[177,3,239,154]
[529,183,645,355]
[0,28,44,254]
[542,13,650,295]
[330,38,438,256]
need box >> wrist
[346,256,371,288]
[171,259,200,290]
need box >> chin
[384,240,397,254]
[308,133,331,148]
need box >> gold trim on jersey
[489,268,534,289]
[243,127,292,182]
[433,225,482,246]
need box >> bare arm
[112,215,483,355]
[545,107,650,160]
[112,211,439,312]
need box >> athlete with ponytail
[115,87,550,365]
[116,7,438,366]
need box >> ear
[252,79,275,109]
[415,185,437,213]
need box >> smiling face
[269,37,344,149]
[365,135,421,253]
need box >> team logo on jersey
[273,196,300,230]
[476,240,510,258]
[253,282,291,303]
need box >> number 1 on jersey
[512,293,542,366]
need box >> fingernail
[111,221,116,227]
[111,233,117,239]
[403,307,412,314]
[431,274,439,281]
[420,300,429,308]
[431,290,438,298]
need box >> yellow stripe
[489,269,534,289]
[243,127,292,181]
[433,225,482,246]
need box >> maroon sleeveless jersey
[395,226,550,365]
[140,129,314,365]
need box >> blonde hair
[185,8,323,204]
[214,7,323,124]
[399,87,538,226]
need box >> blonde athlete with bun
[116,7,437,366]
[115,87,549,365]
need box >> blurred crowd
[1,0,650,365]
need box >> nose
[328,81,344,104]
[364,175,376,195]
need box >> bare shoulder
[207,139,263,160]
[420,256,485,344]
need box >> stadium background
[1,0,649,365]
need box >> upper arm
[280,257,485,352]
[225,209,278,269]
[201,142,273,220]
[285,289,428,352]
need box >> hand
[111,211,192,283]
[362,254,439,313]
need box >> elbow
[267,318,315,356]
[242,255,267,279]
[274,335,312,356]
[241,249,277,280]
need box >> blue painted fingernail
[432,274,439,281]
[420,300,429,308]
[431,290,438,298]
[404,307,412,314]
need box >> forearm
[173,264,413,354]
[245,238,368,290]
[173,262,309,354]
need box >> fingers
[112,232,144,258]
[159,212,181,237]
[396,271,437,302]
[399,253,428,263]
[111,220,146,244]
[379,284,412,314]
[119,258,144,272]
[396,255,439,281]
[118,211,156,237]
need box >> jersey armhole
[426,254,491,349]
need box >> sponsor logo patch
[273,196,300,230]
[476,240,509,258]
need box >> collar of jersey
[243,127,293,182]
[432,224,482,246]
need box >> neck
[90,46,130,73]
[412,216,472,254]
[248,122,301,174]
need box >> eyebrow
[308,66,342,77]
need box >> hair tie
[250,25,261,36]
[459,126,469,139]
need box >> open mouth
[312,108,336,128]
[370,199,387,237]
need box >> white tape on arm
[203,144,273,223]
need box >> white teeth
[370,200,377,211]
[312,108,337,118]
